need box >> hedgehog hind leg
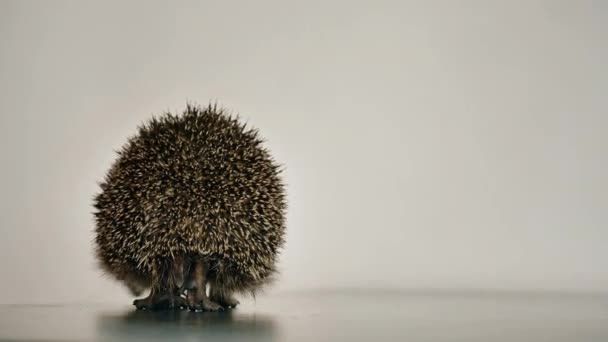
[133,258,187,310]
[185,260,224,312]
[155,256,189,310]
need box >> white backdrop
[0,0,606,304]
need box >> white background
[0,0,606,304]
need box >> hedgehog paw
[225,297,240,309]
[211,295,240,309]
[156,294,188,310]
[201,298,225,312]
[133,297,155,310]
[191,298,224,312]
[134,293,187,310]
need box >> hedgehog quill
[93,104,286,311]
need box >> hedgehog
[93,104,286,311]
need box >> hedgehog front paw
[133,297,155,310]
[224,297,240,309]
[133,293,187,310]
[190,298,224,312]
[156,294,188,310]
[210,294,240,309]
[201,298,224,312]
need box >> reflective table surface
[1,290,607,341]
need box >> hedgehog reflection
[97,309,277,341]
[93,104,286,310]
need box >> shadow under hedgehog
[93,104,286,311]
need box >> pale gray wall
[0,0,606,304]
